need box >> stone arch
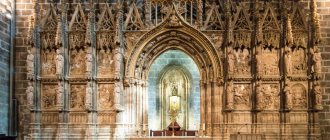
[124,5,223,135]
[125,5,222,82]
[147,50,201,131]
[158,65,191,129]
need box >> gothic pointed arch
[126,4,222,82]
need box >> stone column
[144,0,151,27]
[213,78,223,136]
[135,79,142,136]
[197,0,203,27]
[142,81,149,136]
[206,80,213,136]
[199,80,206,135]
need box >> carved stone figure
[85,47,93,75]
[114,48,121,78]
[227,48,235,74]
[85,82,92,110]
[284,47,292,75]
[312,48,322,74]
[56,49,64,75]
[168,14,181,27]
[314,82,323,110]
[56,82,64,108]
[256,51,263,76]
[26,48,34,79]
[226,82,234,110]
[113,82,122,110]
[26,82,34,108]
[284,83,292,110]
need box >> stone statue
[227,48,235,74]
[312,48,322,74]
[26,81,34,108]
[56,82,64,109]
[56,49,64,75]
[284,83,292,110]
[256,51,263,76]
[114,48,122,78]
[171,84,178,96]
[86,47,93,75]
[314,82,323,110]
[113,82,122,111]
[85,82,92,110]
[226,82,234,110]
[284,47,292,75]
[26,48,34,79]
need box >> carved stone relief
[98,84,114,110]
[230,48,251,76]
[28,1,321,139]
[42,84,57,110]
[233,84,251,110]
[256,50,279,76]
[256,83,279,110]
[291,48,307,75]
[70,84,86,110]
[70,49,87,76]
[41,49,56,76]
[97,49,114,76]
[290,83,307,109]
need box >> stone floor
[129,136,212,140]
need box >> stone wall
[317,1,330,139]
[14,0,34,139]
[0,0,12,135]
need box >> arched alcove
[148,50,200,131]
